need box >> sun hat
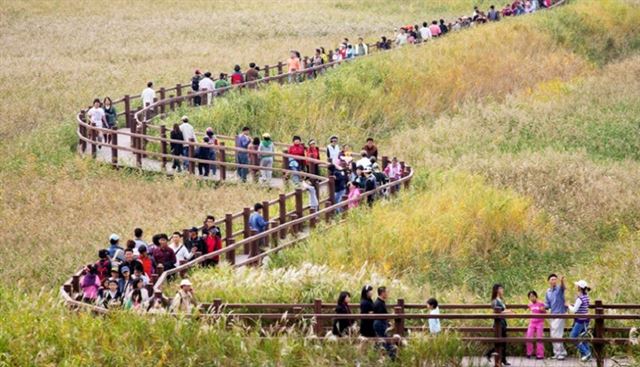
[180,279,192,287]
[262,133,271,139]
[575,280,589,289]
[109,233,120,241]
[111,266,119,272]
[181,115,189,122]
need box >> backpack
[191,76,200,92]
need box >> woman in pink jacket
[81,265,101,303]
[347,181,361,209]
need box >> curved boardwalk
[60,2,639,366]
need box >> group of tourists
[485,274,594,364]
[79,222,223,312]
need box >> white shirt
[395,33,407,45]
[141,87,155,107]
[356,157,372,169]
[420,26,432,40]
[87,107,105,128]
[179,122,196,146]
[199,77,215,91]
[170,243,193,264]
[428,308,441,333]
[327,144,341,162]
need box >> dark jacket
[360,298,376,337]
[332,303,353,336]
[184,235,204,252]
[152,246,177,270]
[170,130,183,155]
[334,170,348,192]
[195,145,211,160]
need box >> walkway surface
[461,356,628,367]
[84,128,286,189]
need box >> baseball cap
[180,279,192,287]
[109,233,120,241]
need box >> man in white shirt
[355,37,368,57]
[179,116,196,169]
[87,98,106,144]
[395,28,408,46]
[198,72,215,105]
[326,136,341,163]
[420,22,433,41]
[141,81,155,118]
[355,150,372,169]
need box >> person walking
[169,123,183,172]
[179,116,196,170]
[485,283,512,366]
[198,71,215,105]
[526,291,546,359]
[245,62,259,87]
[567,280,593,362]
[545,274,568,360]
[305,139,320,175]
[249,203,268,234]
[102,97,117,144]
[235,126,251,182]
[287,50,302,83]
[347,181,361,209]
[205,128,218,176]
[359,285,375,337]
[231,65,244,85]
[427,298,441,334]
[169,279,198,314]
[191,69,203,106]
[326,136,340,163]
[87,98,107,145]
[196,137,212,177]
[141,81,155,117]
[373,286,396,360]
[332,291,353,336]
[258,133,274,185]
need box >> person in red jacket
[305,139,320,175]
[200,229,222,267]
[287,135,306,172]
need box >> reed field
[1,0,640,365]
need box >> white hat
[575,280,589,289]
[180,279,192,287]
[109,233,120,241]
[181,115,189,122]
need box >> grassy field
[1,0,640,365]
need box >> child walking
[526,290,546,359]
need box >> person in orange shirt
[287,51,302,83]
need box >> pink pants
[526,322,545,358]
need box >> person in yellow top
[287,50,302,83]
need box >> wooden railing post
[243,207,251,255]
[169,95,175,111]
[135,125,143,168]
[159,87,166,114]
[219,142,226,180]
[262,200,270,246]
[393,305,404,336]
[381,156,389,171]
[313,299,323,336]
[295,188,304,233]
[141,120,148,157]
[90,123,97,159]
[396,298,405,336]
[78,110,87,152]
[160,125,167,171]
[188,138,195,174]
[277,61,284,85]
[225,238,235,265]
[403,166,412,190]
[279,194,287,239]
[225,213,233,247]
[281,150,289,176]
[111,126,118,167]
[264,65,270,79]
[594,300,605,367]
[309,208,317,229]
[176,84,182,107]
[72,274,80,295]
[249,229,259,259]
[213,298,222,313]
[326,175,336,222]
[123,95,131,129]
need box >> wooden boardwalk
[461,356,628,367]
[85,127,286,189]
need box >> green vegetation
[2,0,640,365]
